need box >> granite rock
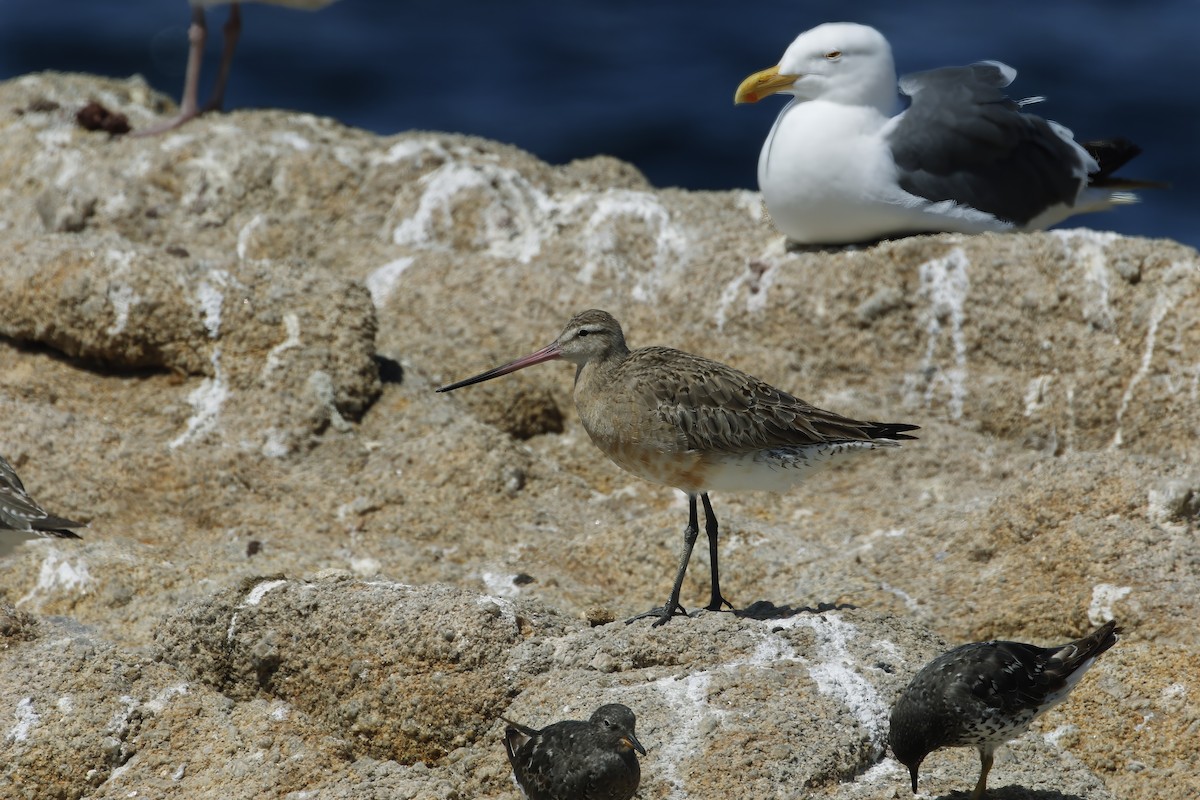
[1,72,1197,799]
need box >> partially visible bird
[735,23,1160,245]
[889,620,1120,799]
[1,455,86,540]
[138,0,341,136]
[503,703,646,800]
[437,310,917,626]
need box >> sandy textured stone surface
[0,72,1197,799]
[155,576,575,765]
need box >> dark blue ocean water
[2,0,1197,248]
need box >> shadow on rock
[934,787,1092,800]
[735,599,858,620]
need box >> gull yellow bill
[734,64,798,104]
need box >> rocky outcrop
[1,72,1197,799]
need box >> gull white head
[735,23,897,110]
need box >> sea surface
[2,0,1196,247]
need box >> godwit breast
[138,0,341,135]
[438,309,917,626]
[1,454,86,554]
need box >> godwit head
[436,310,628,392]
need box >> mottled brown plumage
[439,310,916,624]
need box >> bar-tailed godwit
[438,309,917,626]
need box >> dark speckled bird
[0,455,86,539]
[438,310,917,626]
[503,703,645,800]
[889,620,1120,800]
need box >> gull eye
[825,50,842,61]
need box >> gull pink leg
[204,2,243,112]
[134,6,208,136]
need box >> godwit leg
[134,6,208,136]
[700,494,734,612]
[625,493,700,626]
[203,2,243,113]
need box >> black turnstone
[0,455,86,538]
[503,702,646,800]
[889,620,1119,799]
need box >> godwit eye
[825,50,842,60]
[577,329,590,337]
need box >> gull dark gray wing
[887,62,1087,225]
[1081,138,1165,190]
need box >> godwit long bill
[437,310,917,626]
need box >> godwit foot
[704,596,735,613]
[623,602,689,627]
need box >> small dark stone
[75,101,131,135]
[22,98,61,114]
[374,355,404,384]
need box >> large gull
[734,23,1157,246]
[138,0,340,136]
